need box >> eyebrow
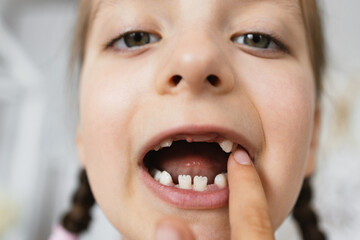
[241,0,302,21]
[90,0,302,27]
[276,0,303,21]
[89,0,106,28]
[88,0,118,31]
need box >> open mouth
[140,128,251,209]
[144,136,237,191]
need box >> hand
[154,149,275,240]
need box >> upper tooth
[151,169,162,182]
[178,175,192,189]
[160,139,173,148]
[214,173,228,189]
[193,176,208,191]
[159,171,173,186]
[219,140,234,153]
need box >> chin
[190,217,231,240]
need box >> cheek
[78,58,158,235]
[79,62,137,173]
[240,59,316,228]
[79,56,156,167]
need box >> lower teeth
[178,175,192,190]
[150,168,228,191]
[159,170,173,186]
[193,176,208,191]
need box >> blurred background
[0,0,359,239]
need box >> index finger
[227,148,274,240]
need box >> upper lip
[138,124,255,166]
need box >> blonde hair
[299,0,326,97]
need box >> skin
[77,0,321,239]
[156,154,274,240]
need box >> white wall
[0,0,359,239]
[0,0,119,239]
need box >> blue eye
[232,33,280,50]
[108,31,161,50]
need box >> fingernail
[155,224,182,240]
[233,149,252,165]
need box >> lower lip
[141,167,229,209]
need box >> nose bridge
[178,34,218,78]
[156,30,235,95]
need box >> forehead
[90,0,302,25]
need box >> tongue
[151,141,228,184]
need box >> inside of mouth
[144,140,229,184]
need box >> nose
[156,34,235,95]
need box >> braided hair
[293,177,327,240]
[61,169,95,235]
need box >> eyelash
[105,31,290,55]
[231,33,290,54]
[105,31,161,51]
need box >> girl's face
[77,0,320,239]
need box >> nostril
[170,75,182,86]
[207,74,220,87]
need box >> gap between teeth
[153,137,238,153]
[151,169,228,192]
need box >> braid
[61,169,96,234]
[293,177,326,240]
